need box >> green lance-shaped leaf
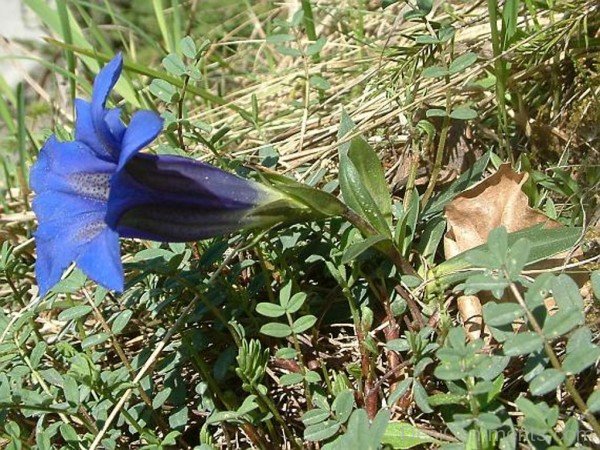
[338,110,393,236]
[431,225,583,290]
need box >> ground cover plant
[0,0,599,448]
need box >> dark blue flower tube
[30,54,333,296]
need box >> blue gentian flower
[30,54,292,296]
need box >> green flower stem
[339,282,377,418]
[421,68,452,208]
[300,0,319,63]
[342,207,424,328]
[487,0,513,162]
[507,278,600,438]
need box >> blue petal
[105,108,126,143]
[34,209,108,296]
[76,228,124,292]
[35,237,78,296]
[92,54,123,112]
[29,140,53,193]
[33,191,105,226]
[107,154,283,241]
[90,54,125,157]
[117,110,163,170]
[74,99,114,159]
[30,137,115,195]
[105,154,267,229]
[47,139,115,175]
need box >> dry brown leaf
[444,163,560,259]
[443,164,565,339]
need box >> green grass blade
[47,39,250,116]
[56,0,76,107]
[152,0,175,54]
[23,0,140,106]
[16,83,29,204]
[171,0,182,52]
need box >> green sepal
[258,170,346,219]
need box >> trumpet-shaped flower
[30,54,294,296]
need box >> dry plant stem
[507,280,600,438]
[360,326,379,420]
[382,295,401,369]
[82,292,189,448]
[88,297,199,449]
[89,245,244,450]
[368,359,411,396]
[395,284,425,329]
